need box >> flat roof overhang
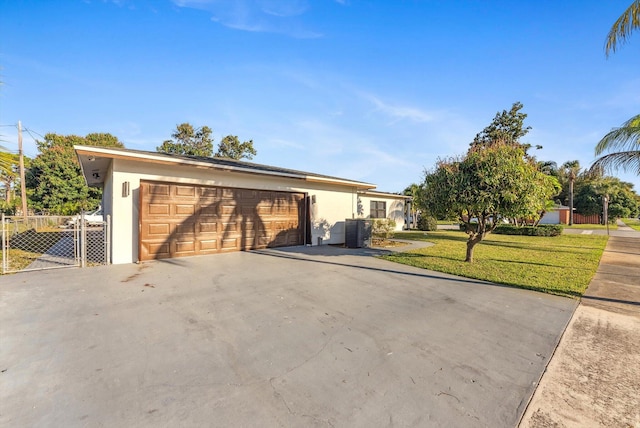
[74,145,377,190]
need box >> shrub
[0,200,17,216]
[417,215,438,231]
[372,218,396,239]
[493,224,563,236]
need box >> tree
[560,160,581,225]
[403,183,424,228]
[214,135,257,160]
[423,141,559,262]
[26,133,124,215]
[591,114,640,175]
[605,0,640,57]
[0,152,19,203]
[538,160,559,177]
[574,176,639,220]
[157,123,213,157]
[596,3,640,175]
[471,102,533,152]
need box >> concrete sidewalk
[520,221,640,427]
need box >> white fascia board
[74,145,376,189]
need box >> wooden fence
[573,213,602,224]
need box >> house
[538,205,570,225]
[75,146,410,264]
[357,190,409,229]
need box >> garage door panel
[140,181,304,261]
[175,204,195,216]
[221,204,237,215]
[175,185,196,197]
[198,204,218,216]
[200,187,219,198]
[239,189,257,199]
[199,239,218,251]
[148,183,170,196]
[147,223,170,236]
[148,203,170,216]
[175,222,196,235]
[222,221,239,232]
[198,222,217,233]
[148,242,171,258]
[175,240,196,254]
[221,238,238,250]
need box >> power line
[23,127,45,141]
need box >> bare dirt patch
[371,238,406,248]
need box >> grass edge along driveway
[383,231,608,298]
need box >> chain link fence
[1,214,110,274]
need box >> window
[370,200,386,218]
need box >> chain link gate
[1,214,110,274]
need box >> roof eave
[74,145,376,190]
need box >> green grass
[0,249,42,274]
[621,218,640,231]
[383,230,608,298]
[563,223,617,230]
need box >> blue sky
[1,0,639,192]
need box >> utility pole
[18,121,28,220]
[603,195,609,236]
[568,171,575,226]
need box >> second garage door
[139,181,305,261]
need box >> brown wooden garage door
[139,181,305,261]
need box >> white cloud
[171,0,322,38]
[361,93,437,124]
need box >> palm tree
[0,145,13,176]
[605,0,640,56]
[561,161,581,225]
[591,114,640,175]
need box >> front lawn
[383,230,608,298]
[621,218,640,231]
[562,223,617,230]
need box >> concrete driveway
[1,246,576,427]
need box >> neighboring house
[75,146,409,264]
[538,205,570,225]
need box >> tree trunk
[465,235,482,262]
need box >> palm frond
[0,146,13,175]
[595,116,640,155]
[591,150,640,175]
[605,0,640,56]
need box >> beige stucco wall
[357,194,406,231]
[107,159,359,264]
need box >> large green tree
[471,102,534,152]
[605,0,640,56]
[214,135,257,160]
[26,133,124,215]
[574,176,639,220]
[157,123,214,157]
[423,142,559,262]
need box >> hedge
[417,215,438,231]
[492,224,563,236]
